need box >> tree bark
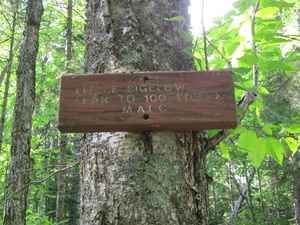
[69,137,81,225]
[3,0,43,224]
[227,168,256,225]
[56,2,74,221]
[291,152,300,225]
[66,0,73,61]
[80,0,210,224]
[0,0,18,152]
[56,134,67,223]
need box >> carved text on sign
[58,71,237,132]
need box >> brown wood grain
[58,71,237,132]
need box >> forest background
[0,0,300,224]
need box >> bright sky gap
[189,0,236,34]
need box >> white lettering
[175,83,185,91]
[159,104,167,112]
[185,93,193,101]
[176,93,183,101]
[158,94,166,102]
[92,95,99,103]
[137,105,145,113]
[101,96,108,103]
[127,84,134,92]
[118,94,124,103]
[123,106,132,113]
[164,84,172,91]
[127,95,135,102]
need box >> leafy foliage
[199,0,300,224]
[194,0,300,168]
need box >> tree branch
[0,161,80,206]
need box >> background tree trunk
[66,0,73,62]
[3,0,43,224]
[56,134,67,223]
[227,168,256,225]
[68,137,81,225]
[56,2,74,221]
[80,0,210,224]
[0,0,18,152]
[291,152,300,224]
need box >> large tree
[3,0,43,224]
[80,0,213,224]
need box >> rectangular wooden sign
[58,71,237,133]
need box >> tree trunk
[226,163,234,211]
[227,168,256,225]
[56,2,74,221]
[80,0,210,224]
[244,166,255,222]
[56,134,67,223]
[3,0,43,224]
[257,168,265,213]
[291,152,300,225]
[68,137,81,225]
[0,0,18,152]
[66,0,73,61]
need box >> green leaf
[26,209,33,214]
[284,137,298,154]
[233,67,252,75]
[212,16,223,25]
[288,123,300,133]
[223,36,245,56]
[258,86,270,94]
[238,130,257,152]
[256,7,278,18]
[262,137,284,165]
[208,129,221,137]
[236,106,246,117]
[220,143,231,160]
[251,99,264,110]
[238,131,265,168]
[260,61,299,71]
[234,84,247,91]
[164,16,185,22]
[238,54,260,66]
[267,38,292,46]
[287,55,300,60]
[258,18,281,24]
[263,32,283,41]
[262,125,273,135]
[282,138,293,158]
[264,2,294,8]
[250,137,266,168]
[228,126,246,138]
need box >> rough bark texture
[0,0,18,152]
[66,0,73,61]
[69,138,81,224]
[291,152,300,225]
[56,134,67,223]
[3,0,43,224]
[80,0,210,224]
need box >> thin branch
[0,161,80,206]
[207,39,232,68]
[227,168,256,225]
[0,164,76,176]
[251,0,260,93]
[201,0,209,70]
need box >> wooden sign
[58,71,237,133]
